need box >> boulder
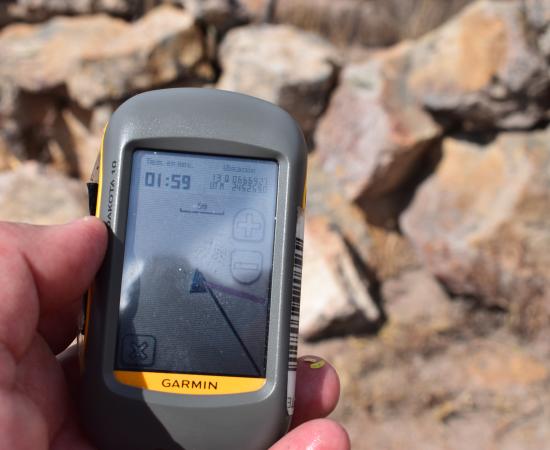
[0,4,207,165]
[59,104,112,179]
[0,5,206,109]
[408,0,550,130]
[401,129,550,332]
[67,5,206,108]
[315,0,550,205]
[314,43,442,201]
[0,162,88,224]
[306,154,420,279]
[217,24,340,139]
[300,214,381,340]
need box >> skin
[0,217,350,450]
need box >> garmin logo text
[161,378,218,390]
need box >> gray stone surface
[0,162,87,224]
[408,0,550,130]
[402,129,550,333]
[300,214,380,340]
[0,5,206,108]
[217,24,340,138]
[314,43,441,201]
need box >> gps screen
[115,149,278,378]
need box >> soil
[301,307,550,450]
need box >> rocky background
[1,0,550,448]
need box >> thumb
[11,217,107,313]
[0,217,107,359]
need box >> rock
[0,87,67,166]
[401,129,550,333]
[315,0,550,204]
[312,0,550,209]
[0,5,207,109]
[306,154,420,279]
[306,154,375,265]
[0,2,13,26]
[379,269,468,355]
[314,43,442,201]
[0,162,88,224]
[0,135,19,171]
[67,5,206,108]
[314,0,550,203]
[217,24,340,139]
[60,104,112,179]
[0,4,207,166]
[525,0,550,33]
[408,0,550,130]
[180,0,248,29]
[525,0,550,59]
[300,214,381,340]
[382,270,462,337]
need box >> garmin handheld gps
[80,88,307,450]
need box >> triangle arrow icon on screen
[189,270,207,293]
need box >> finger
[0,388,48,450]
[58,345,80,400]
[0,233,38,359]
[270,419,350,450]
[17,336,93,448]
[51,419,97,450]
[291,356,340,428]
[15,334,70,441]
[38,299,81,355]
[12,217,107,312]
[0,218,107,359]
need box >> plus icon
[233,209,264,241]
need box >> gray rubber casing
[80,88,307,450]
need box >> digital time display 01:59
[144,171,191,190]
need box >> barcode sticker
[287,207,304,415]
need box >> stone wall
[1,1,550,448]
[1,0,549,349]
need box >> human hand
[0,217,349,450]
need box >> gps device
[80,88,307,450]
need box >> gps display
[115,149,278,378]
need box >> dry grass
[272,0,475,47]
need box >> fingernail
[65,216,100,227]
[302,356,326,369]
